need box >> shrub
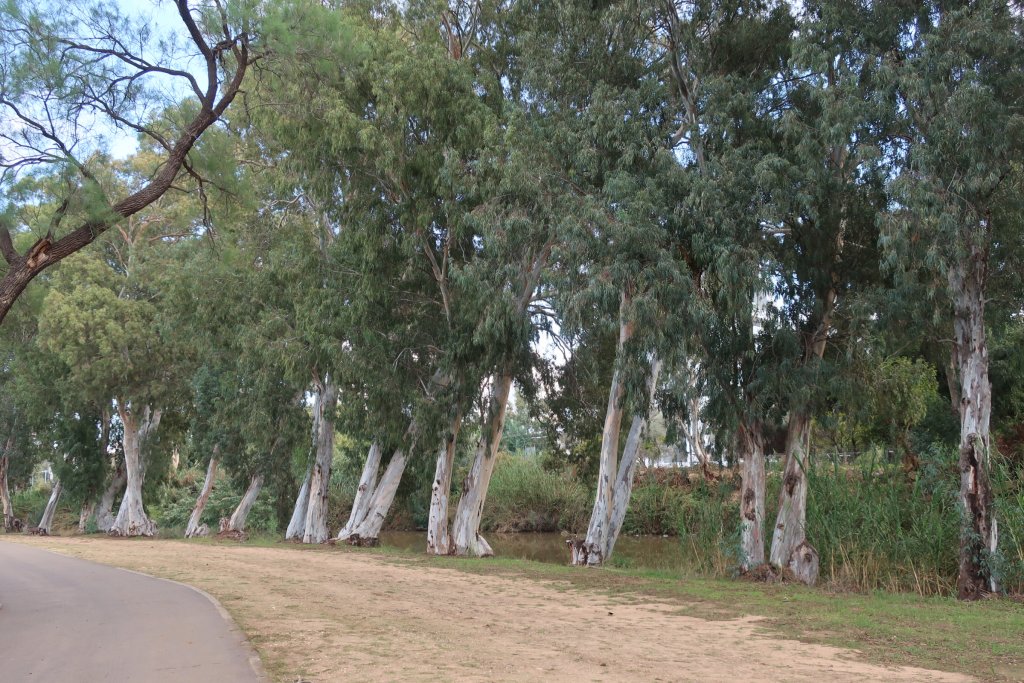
[481,454,590,533]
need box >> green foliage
[479,455,589,533]
[153,468,277,534]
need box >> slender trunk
[605,414,647,560]
[109,404,162,537]
[738,419,766,570]
[185,453,219,538]
[573,355,661,566]
[94,463,126,533]
[78,502,95,533]
[452,373,514,557]
[572,295,634,566]
[349,447,409,544]
[1,446,14,531]
[337,442,382,541]
[285,462,312,541]
[37,481,62,534]
[951,253,997,599]
[303,379,338,544]
[228,474,264,533]
[426,410,463,555]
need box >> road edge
[0,539,270,682]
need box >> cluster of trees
[1,0,1021,600]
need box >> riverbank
[4,535,1021,681]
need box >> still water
[378,530,689,569]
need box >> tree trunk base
[566,537,602,566]
[787,541,819,586]
[346,534,380,547]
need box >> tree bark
[1,445,14,531]
[349,447,409,544]
[37,481,62,534]
[109,403,162,537]
[573,348,660,567]
[336,442,382,541]
[951,251,997,599]
[185,452,219,538]
[426,410,463,555]
[94,463,126,533]
[285,462,312,541]
[228,473,263,533]
[78,501,95,533]
[769,410,817,584]
[738,419,766,570]
[302,378,338,544]
[452,373,514,557]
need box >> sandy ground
[5,536,970,683]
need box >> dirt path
[5,536,970,683]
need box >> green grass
[170,533,1024,681]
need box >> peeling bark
[94,463,126,533]
[452,374,514,557]
[337,442,382,541]
[738,419,766,570]
[109,404,162,537]
[78,502,95,533]
[426,410,463,555]
[574,347,661,566]
[769,411,811,576]
[303,378,338,544]
[285,462,312,541]
[951,253,997,599]
[228,474,263,533]
[37,481,63,534]
[349,447,409,544]
[185,453,219,538]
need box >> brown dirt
[6,536,971,683]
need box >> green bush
[481,454,590,533]
[153,468,277,534]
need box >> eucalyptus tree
[880,0,1024,599]
[0,0,260,324]
[35,184,194,536]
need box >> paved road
[0,541,263,682]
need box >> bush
[153,468,277,534]
[480,454,590,533]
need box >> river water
[379,530,689,569]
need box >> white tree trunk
[285,462,312,540]
[228,473,263,533]
[1,448,14,532]
[303,379,338,544]
[605,412,648,560]
[572,355,661,566]
[349,448,409,544]
[337,442,382,541]
[426,411,463,555]
[951,253,997,599]
[94,464,126,533]
[738,420,766,570]
[37,481,62,534]
[769,412,818,584]
[109,404,162,537]
[78,501,95,533]
[452,373,514,557]
[185,454,219,538]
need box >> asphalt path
[0,540,264,682]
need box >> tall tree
[882,0,1024,599]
